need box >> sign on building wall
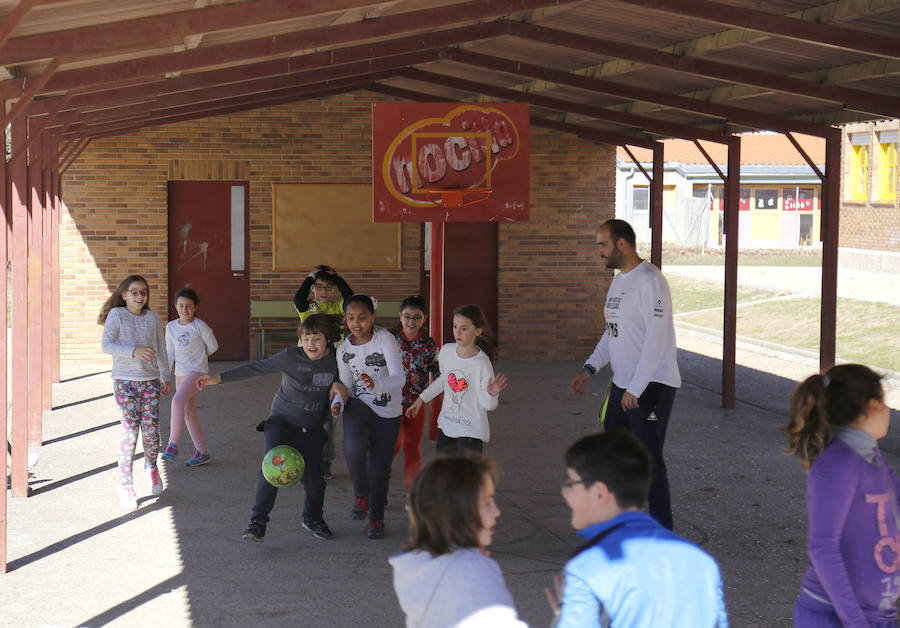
[372,102,530,222]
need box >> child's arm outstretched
[478,365,506,412]
[154,315,172,396]
[330,380,350,416]
[406,375,444,417]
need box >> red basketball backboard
[372,102,529,222]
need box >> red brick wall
[60,92,613,363]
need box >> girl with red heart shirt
[406,305,508,453]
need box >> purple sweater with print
[801,439,900,625]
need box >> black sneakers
[242,519,267,542]
[302,519,334,540]
[366,519,385,540]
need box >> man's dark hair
[565,428,651,509]
[602,219,637,250]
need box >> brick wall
[60,92,613,363]
[840,120,900,252]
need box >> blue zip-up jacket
[556,511,728,628]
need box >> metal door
[168,181,249,360]
[442,222,499,345]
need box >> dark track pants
[602,382,676,530]
[250,417,326,525]
[342,398,401,521]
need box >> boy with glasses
[547,429,728,627]
[293,265,354,479]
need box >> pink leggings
[168,371,207,453]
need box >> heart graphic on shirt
[447,372,468,393]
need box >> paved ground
[4,263,899,627]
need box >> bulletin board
[272,184,401,271]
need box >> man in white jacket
[571,219,680,530]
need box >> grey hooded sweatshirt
[389,548,528,627]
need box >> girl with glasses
[390,295,441,500]
[98,274,172,510]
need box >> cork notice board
[272,184,400,271]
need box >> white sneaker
[147,467,163,496]
[118,485,137,510]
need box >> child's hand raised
[487,373,508,397]
[359,373,375,390]
[406,398,424,417]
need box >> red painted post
[721,137,741,409]
[650,142,664,269]
[1,107,8,572]
[10,120,30,498]
[28,142,44,452]
[51,147,60,383]
[41,134,52,410]
[428,221,444,440]
[820,128,841,370]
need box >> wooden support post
[1,104,8,573]
[28,137,44,453]
[721,137,741,409]
[820,128,841,370]
[650,141,664,269]
[9,120,30,498]
[428,222,444,441]
[51,146,60,383]
[41,134,52,410]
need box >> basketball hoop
[424,188,493,209]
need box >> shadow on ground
[6,351,898,627]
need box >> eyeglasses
[314,283,336,291]
[127,289,148,297]
[402,313,424,322]
[561,478,589,490]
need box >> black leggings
[342,398,400,521]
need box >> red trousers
[394,399,441,492]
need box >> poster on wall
[372,102,530,223]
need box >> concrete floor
[5,350,898,628]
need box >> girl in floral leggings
[99,274,172,510]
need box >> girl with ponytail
[783,364,896,627]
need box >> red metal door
[442,222,498,345]
[168,181,249,360]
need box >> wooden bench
[250,300,403,359]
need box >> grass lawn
[644,247,823,267]
[670,276,900,373]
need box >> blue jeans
[251,417,327,525]
[603,382,676,530]
[342,399,400,521]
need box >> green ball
[261,445,305,488]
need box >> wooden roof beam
[60,75,390,138]
[397,67,732,143]
[619,0,900,60]
[9,16,508,97]
[0,0,407,66]
[443,48,831,137]
[505,0,900,96]
[508,22,900,119]
[623,56,900,116]
[366,82,658,147]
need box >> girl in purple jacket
[783,364,896,627]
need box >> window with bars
[849,134,870,200]
[878,132,898,201]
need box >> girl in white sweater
[162,288,218,468]
[407,305,508,453]
[99,274,171,510]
